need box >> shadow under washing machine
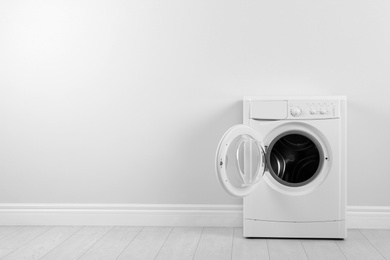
[215,96,346,238]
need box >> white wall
[0,0,389,206]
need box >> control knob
[290,107,302,117]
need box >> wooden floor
[0,226,389,259]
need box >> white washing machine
[215,96,346,238]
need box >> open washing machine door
[215,124,266,197]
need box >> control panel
[287,100,340,119]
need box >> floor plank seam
[1,226,54,260]
[114,226,143,260]
[76,226,114,260]
[334,239,347,260]
[230,228,235,260]
[153,226,173,260]
[300,240,309,260]
[358,229,387,260]
[265,239,270,260]
[191,227,204,260]
[0,226,23,243]
[35,226,83,260]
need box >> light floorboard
[2,226,81,260]
[39,226,111,260]
[336,229,385,260]
[79,226,141,260]
[0,226,22,241]
[0,227,388,259]
[155,227,203,260]
[359,229,390,259]
[193,227,234,260]
[0,226,51,259]
[116,227,172,260]
[267,238,308,260]
[301,240,346,260]
[231,228,269,260]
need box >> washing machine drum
[267,133,324,187]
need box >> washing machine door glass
[215,124,265,197]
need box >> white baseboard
[0,204,389,229]
[0,204,243,227]
[347,206,390,229]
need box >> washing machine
[215,96,346,238]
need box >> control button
[310,109,317,115]
[320,109,327,115]
[291,107,302,117]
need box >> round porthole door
[215,125,266,197]
[266,131,325,187]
